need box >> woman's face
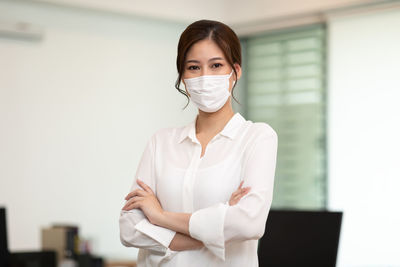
[181,38,241,95]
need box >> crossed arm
[121,179,250,251]
[119,129,277,259]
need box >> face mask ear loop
[230,69,236,88]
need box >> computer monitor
[0,207,57,267]
[258,209,343,267]
[1,207,9,266]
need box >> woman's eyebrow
[185,57,224,64]
[186,59,200,63]
[208,57,224,62]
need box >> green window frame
[241,24,327,209]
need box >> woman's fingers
[233,187,250,200]
[229,186,251,206]
[231,181,244,198]
[124,188,148,200]
[237,187,251,198]
[122,196,144,210]
[231,185,250,199]
[137,179,155,195]
[230,189,242,199]
[122,201,141,211]
[237,180,244,190]
[124,179,154,200]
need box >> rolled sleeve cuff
[188,202,228,261]
[134,218,177,249]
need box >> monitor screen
[258,209,342,267]
[0,207,8,265]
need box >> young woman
[119,19,278,267]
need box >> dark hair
[175,19,242,109]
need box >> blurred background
[0,0,399,266]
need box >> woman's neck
[195,101,235,136]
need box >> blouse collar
[178,112,246,144]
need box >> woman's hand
[229,180,251,206]
[122,178,249,225]
[122,179,164,225]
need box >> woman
[119,19,278,267]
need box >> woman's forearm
[154,211,204,251]
[155,211,191,235]
[169,232,204,251]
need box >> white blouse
[119,112,278,267]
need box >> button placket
[182,144,203,213]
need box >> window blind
[243,25,327,209]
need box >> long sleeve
[119,133,177,256]
[188,126,278,261]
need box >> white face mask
[183,69,235,113]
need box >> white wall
[327,8,400,267]
[31,0,379,26]
[0,0,198,260]
[226,0,377,24]
[31,0,226,24]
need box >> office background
[0,0,399,266]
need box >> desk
[105,260,136,267]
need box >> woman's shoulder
[246,120,278,141]
[149,124,187,143]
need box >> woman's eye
[212,63,223,68]
[188,65,200,70]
